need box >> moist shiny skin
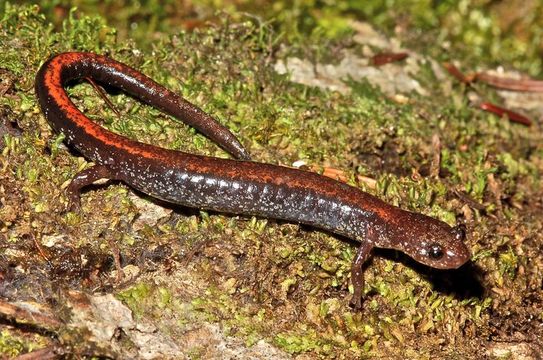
[35,52,470,306]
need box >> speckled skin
[35,52,471,307]
[35,52,250,162]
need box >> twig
[0,300,62,330]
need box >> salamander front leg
[349,240,373,309]
[66,164,117,211]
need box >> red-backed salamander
[35,52,470,308]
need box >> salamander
[35,52,471,307]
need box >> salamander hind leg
[349,239,373,310]
[66,164,118,211]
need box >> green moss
[116,282,153,317]
[189,286,269,342]
[0,330,47,358]
[274,329,322,354]
[0,330,25,358]
[498,152,530,179]
[498,247,519,278]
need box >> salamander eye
[428,243,444,260]
[452,224,466,241]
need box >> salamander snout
[419,224,470,269]
[393,213,471,270]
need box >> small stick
[371,52,408,66]
[475,72,543,92]
[444,63,534,126]
[13,346,63,360]
[443,62,475,84]
[0,300,62,330]
[85,77,121,117]
[479,102,532,126]
[430,133,441,178]
[107,237,124,282]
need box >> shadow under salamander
[374,247,485,301]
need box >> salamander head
[389,212,470,269]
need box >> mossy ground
[0,1,542,358]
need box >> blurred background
[7,0,543,75]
